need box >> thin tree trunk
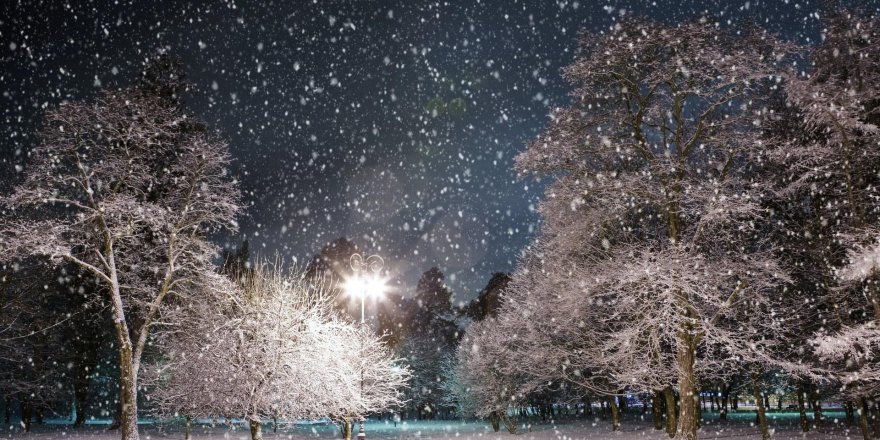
[720,385,729,421]
[858,398,871,440]
[618,392,628,414]
[695,386,701,429]
[652,390,664,430]
[796,380,809,432]
[872,400,880,439]
[185,416,192,440]
[73,369,88,428]
[608,396,620,432]
[809,387,822,428]
[664,386,677,438]
[21,401,32,433]
[847,401,856,427]
[750,371,770,440]
[675,339,698,440]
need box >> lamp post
[346,252,385,440]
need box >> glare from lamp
[344,274,388,300]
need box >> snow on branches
[145,262,409,440]
[0,60,242,440]
[474,17,796,439]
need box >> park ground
[0,411,865,440]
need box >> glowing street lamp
[345,252,386,440]
[345,253,386,324]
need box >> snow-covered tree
[456,318,525,433]
[764,8,880,438]
[505,17,792,439]
[0,55,241,440]
[146,262,409,440]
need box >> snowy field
[1,413,861,440]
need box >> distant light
[344,274,388,300]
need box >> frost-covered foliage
[146,262,409,440]
[455,319,523,433]
[766,8,880,407]
[0,55,241,440]
[472,17,794,440]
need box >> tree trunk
[750,371,770,440]
[117,345,139,440]
[73,372,88,428]
[872,400,880,439]
[502,413,517,434]
[796,380,809,432]
[847,401,856,427]
[250,419,263,440]
[618,393,628,414]
[858,398,871,440]
[185,416,192,440]
[720,385,729,421]
[338,420,348,439]
[489,411,500,432]
[675,339,698,440]
[4,396,10,424]
[21,401,32,433]
[652,390,664,430]
[664,386,677,438]
[695,387,701,429]
[809,387,822,428]
[608,396,620,432]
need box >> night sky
[0,0,867,302]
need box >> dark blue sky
[1,0,871,302]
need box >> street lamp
[344,252,386,440]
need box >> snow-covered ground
[1,413,861,440]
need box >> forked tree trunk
[750,372,770,440]
[608,396,620,431]
[857,398,871,440]
[796,380,809,432]
[502,413,517,434]
[664,386,677,438]
[249,419,263,440]
[652,390,664,430]
[675,338,698,440]
[341,419,353,440]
